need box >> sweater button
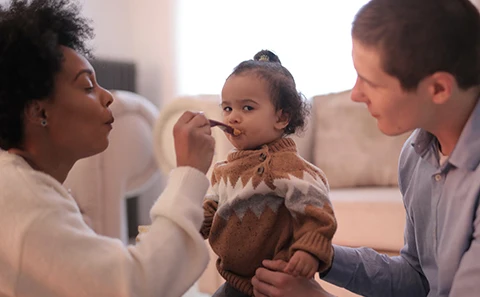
[257,166,265,175]
[259,153,267,161]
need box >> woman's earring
[41,119,48,127]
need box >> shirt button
[435,174,442,181]
[259,153,267,161]
[257,166,265,175]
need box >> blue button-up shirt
[323,100,480,297]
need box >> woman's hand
[252,260,336,297]
[173,111,215,174]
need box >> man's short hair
[352,0,480,91]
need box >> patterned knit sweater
[200,138,337,296]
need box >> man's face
[351,39,431,136]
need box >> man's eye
[85,86,95,93]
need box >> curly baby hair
[230,49,310,135]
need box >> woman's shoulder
[0,152,64,247]
[0,150,69,206]
[0,150,31,188]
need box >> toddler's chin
[233,142,262,151]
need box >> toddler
[202,50,337,297]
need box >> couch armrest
[64,90,160,243]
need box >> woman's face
[41,46,114,160]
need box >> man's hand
[285,250,319,278]
[252,260,335,297]
[173,111,215,174]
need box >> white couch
[153,90,410,296]
[64,90,161,243]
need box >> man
[251,0,480,296]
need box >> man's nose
[351,77,366,103]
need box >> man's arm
[322,205,429,297]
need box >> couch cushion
[312,90,410,188]
[330,187,405,251]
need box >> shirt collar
[410,129,437,166]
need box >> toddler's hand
[284,250,319,278]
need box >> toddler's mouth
[209,119,242,136]
[232,128,242,136]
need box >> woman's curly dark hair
[0,0,93,150]
[230,49,310,135]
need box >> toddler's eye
[223,106,232,112]
[243,106,253,111]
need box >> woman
[0,0,215,296]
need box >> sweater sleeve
[200,197,218,239]
[200,169,219,239]
[276,168,337,272]
[16,167,210,297]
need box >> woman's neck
[8,146,73,183]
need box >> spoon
[209,119,242,136]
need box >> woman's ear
[24,100,47,126]
[428,72,456,105]
[275,109,290,130]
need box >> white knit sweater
[0,150,210,297]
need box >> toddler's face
[220,73,288,150]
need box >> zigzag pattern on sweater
[208,171,330,221]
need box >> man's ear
[427,72,456,105]
[24,100,47,126]
[275,109,290,130]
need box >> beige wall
[2,0,480,106]
[81,0,135,61]
[128,0,177,108]
[82,0,176,107]
[81,0,480,106]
